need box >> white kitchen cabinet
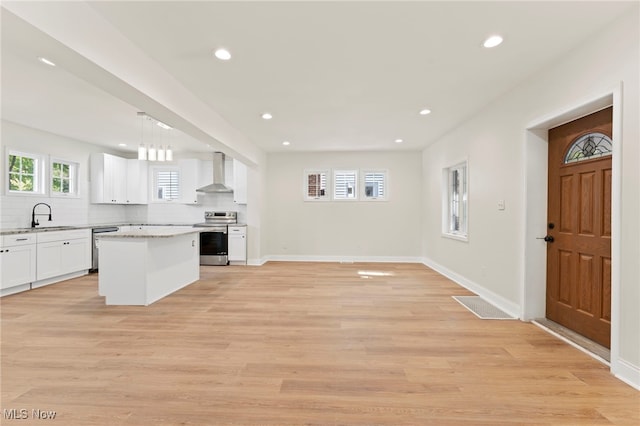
[126,159,148,204]
[228,225,247,265]
[0,234,36,293]
[179,159,208,204]
[233,159,248,204]
[91,153,127,204]
[36,229,91,283]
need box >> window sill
[442,232,468,242]
[7,191,46,197]
[304,197,330,202]
[51,193,80,199]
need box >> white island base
[97,228,200,305]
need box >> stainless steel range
[194,211,237,265]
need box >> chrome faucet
[31,203,52,228]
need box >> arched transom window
[564,132,612,164]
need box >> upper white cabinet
[233,159,248,204]
[179,159,209,204]
[35,229,91,283]
[91,153,126,203]
[91,154,148,204]
[0,234,36,291]
[126,160,148,204]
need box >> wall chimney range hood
[196,152,233,193]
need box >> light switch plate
[498,200,505,210]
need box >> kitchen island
[96,227,201,305]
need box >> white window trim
[151,166,181,202]
[442,160,469,242]
[361,169,388,201]
[303,169,331,201]
[50,157,80,198]
[333,169,359,201]
[6,148,46,196]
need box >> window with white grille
[333,170,358,200]
[51,159,79,197]
[443,161,468,240]
[304,169,330,201]
[153,168,180,201]
[362,170,387,201]
[7,150,46,195]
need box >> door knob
[537,235,554,242]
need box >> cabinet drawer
[228,226,246,235]
[36,229,91,243]
[1,233,36,247]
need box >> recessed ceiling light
[483,35,503,48]
[282,141,290,146]
[395,139,403,144]
[419,109,431,115]
[261,113,273,120]
[118,143,127,147]
[214,48,231,61]
[37,57,56,67]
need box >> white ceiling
[1,1,634,157]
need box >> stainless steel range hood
[196,152,233,193]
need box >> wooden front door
[546,107,612,348]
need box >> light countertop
[0,223,197,236]
[95,226,201,239]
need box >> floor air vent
[452,296,516,320]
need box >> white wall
[0,120,129,228]
[265,151,422,262]
[245,151,267,265]
[421,9,639,387]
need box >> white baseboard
[0,283,31,297]
[31,270,89,289]
[613,358,640,391]
[262,255,425,264]
[421,256,521,319]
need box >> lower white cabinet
[228,225,247,264]
[1,234,37,291]
[36,229,92,282]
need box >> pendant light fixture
[138,112,147,160]
[137,112,175,162]
[148,144,157,161]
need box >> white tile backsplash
[0,194,129,229]
[133,192,247,225]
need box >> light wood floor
[1,262,638,425]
